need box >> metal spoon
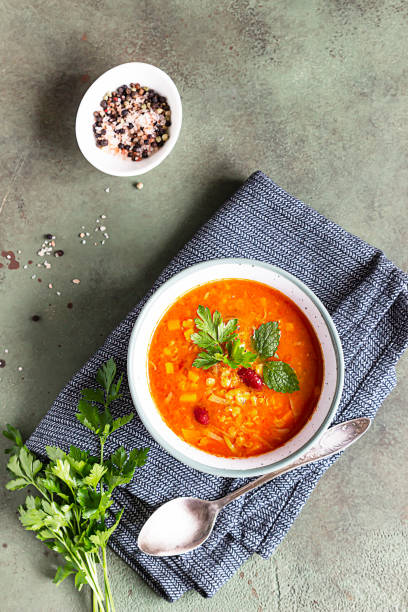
[138,417,371,557]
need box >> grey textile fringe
[27,171,408,601]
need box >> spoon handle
[214,417,371,509]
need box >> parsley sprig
[3,358,148,612]
[191,306,257,370]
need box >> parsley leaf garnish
[225,338,257,369]
[3,359,149,611]
[191,306,256,370]
[191,352,222,370]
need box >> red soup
[148,279,323,458]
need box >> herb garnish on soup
[148,279,323,458]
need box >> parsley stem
[30,478,51,503]
[82,552,105,610]
[100,438,105,464]
[102,547,115,612]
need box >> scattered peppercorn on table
[1,2,407,611]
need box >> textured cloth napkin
[27,171,408,601]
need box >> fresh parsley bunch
[3,359,148,612]
[191,305,257,370]
[191,306,299,393]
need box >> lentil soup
[148,279,323,458]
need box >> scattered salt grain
[105,187,110,193]
[48,283,53,289]
[103,233,109,239]
[31,274,36,279]
[81,240,86,244]
[72,279,80,285]
[23,264,28,269]
[6,254,11,259]
[4,349,8,354]
[17,250,21,254]
[56,291,61,296]
[18,366,23,372]
[136,182,143,190]
[86,232,90,237]
[79,232,85,238]
[101,214,106,219]
[99,225,106,232]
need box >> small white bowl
[127,259,344,477]
[75,63,182,177]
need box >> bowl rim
[75,62,182,177]
[127,258,344,477]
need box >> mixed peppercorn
[92,82,171,162]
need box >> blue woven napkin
[27,171,408,601]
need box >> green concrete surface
[1,1,407,610]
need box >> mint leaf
[263,361,299,393]
[253,321,281,358]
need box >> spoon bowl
[138,418,371,557]
[138,497,219,556]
